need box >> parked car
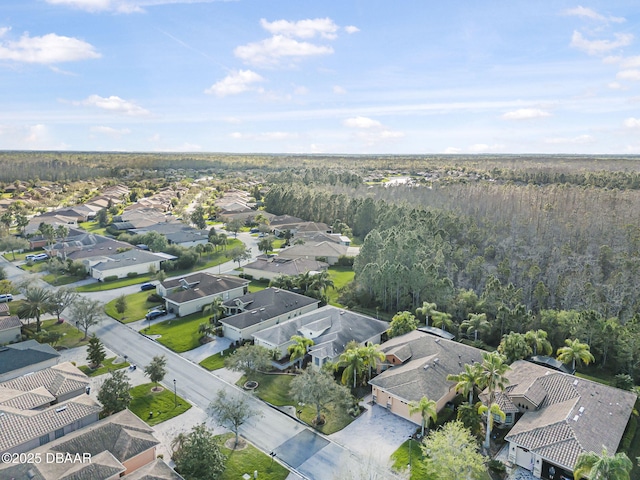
[0,294,13,303]
[145,309,165,320]
[26,253,48,262]
[140,282,156,291]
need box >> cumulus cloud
[621,56,640,68]
[0,29,100,64]
[502,108,551,120]
[617,69,640,81]
[259,18,338,39]
[74,95,149,116]
[624,117,640,128]
[90,126,131,137]
[468,144,505,153]
[344,25,360,34]
[544,134,594,144]
[343,116,383,129]
[205,70,264,96]
[570,31,633,56]
[234,35,333,67]
[333,85,347,94]
[444,147,462,154]
[343,116,403,145]
[564,6,625,23]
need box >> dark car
[140,282,156,291]
[145,309,165,320]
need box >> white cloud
[90,126,131,137]
[468,144,505,153]
[544,134,594,144]
[229,131,298,141]
[205,70,264,96]
[570,31,633,56]
[624,117,640,128]
[502,108,551,120]
[259,18,338,40]
[617,69,640,81]
[564,6,625,23]
[344,25,360,34]
[343,116,382,129]
[293,86,308,95]
[333,85,347,95]
[444,147,462,154]
[45,0,225,14]
[234,35,333,67]
[621,56,640,68]
[0,123,68,150]
[74,95,149,116]
[608,81,625,89]
[0,30,100,64]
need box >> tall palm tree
[524,329,552,356]
[460,313,490,341]
[557,338,595,372]
[478,403,506,450]
[203,296,225,326]
[17,286,53,333]
[479,351,511,405]
[416,301,438,327]
[336,345,366,389]
[288,335,314,369]
[447,362,483,405]
[309,270,335,296]
[360,344,385,380]
[408,395,437,437]
[573,447,632,480]
[432,311,454,332]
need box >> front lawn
[24,318,91,349]
[129,382,191,426]
[238,372,356,435]
[144,312,208,352]
[104,291,163,323]
[217,433,289,480]
[76,275,154,292]
[78,357,129,377]
[41,273,85,286]
[199,348,233,371]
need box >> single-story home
[0,316,22,345]
[368,330,484,425]
[0,340,61,382]
[253,305,389,370]
[219,287,319,342]
[159,272,249,317]
[89,249,172,281]
[130,222,209,248]
[497,360,636,479]
[277,241,350,266]
[242,256,329,282]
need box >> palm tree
[557,338,595,372]
[17,286,53,333]
[203,296,225,326]
[416,301,438,327]
[432,311,454,332]
[288,335,314,369]
[573,447,632,480]
[524,329,552,356]
[478,352,510,450]
[336,345,366,389]
[460,313,490,341]
[408,395,437,437]
[309,270,334,295]
[478,403,506,451]
[447,362,483,405]
[360,344,385,380]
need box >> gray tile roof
[368,330,485,404]
[0,386,55,410]
[163,273,249,304]
[278,241,348,259]
[0,362,89,399]
[221,288,319,330]
[243,256,329,276]
[504,360,636,470]
[0,340,60,377]
[0,315,21,332]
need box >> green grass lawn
[199,348,233,371]
[104,291,163,323]
[78,221,108,236]
[143,312,208,352]
[25,318,91,349]
[217,433,289,480]
[327,266,355,306]
[248,279,270,293]
[129,382,192,426]
[78,357,129,377]
[238,372,355,435]
[76,275,155,292]
[41,273,85,286]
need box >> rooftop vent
[423,364,430,370]
[56,406,67,413]
[573,415,579,422]
[578,406,585,414]
[572,379,578,386]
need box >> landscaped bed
[129,382,191,426]
[217,432,289,480]
[78,356,129,377]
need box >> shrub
[337,255,354,266]
[239,273,253,280]
[488,459,506,473]
[147,293,162,303]
[104,275,118,282]
[126,272,139,278]
[620,415,637,453]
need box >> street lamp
[75,320,80,332]
[408,435,413,472]
[173,379,177,408]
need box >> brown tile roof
[0,303,9,316]
[123,458,185,479]
[0,386,55,410]
[0,315,21,331]
[0,362,89,399]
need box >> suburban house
[159,272,249,317]
[89,249,172,281]
[112,207,174,231]
[130,222,210,248]
[0,315,22,345]
[295,231,352,246]
[0,362,101,454]
[277,241,350,266]
[0,340,61,382]
[242,255,329,282]
[219,287,319,342]
[368,330,484,425]
[252,305,389,369]
[0,409,183,479]
[45,232,132,260]
[496,360,636,480]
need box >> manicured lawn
[143,312,208,352]
[41,273,85,286]
[217,433,289,480]
[199,348,233,371]
[78,356,129,377]
[327,266,355,306]
[104,291,163,323]
[238,372,356,435]
[248,279,269,293]
[76,275,154,292]
[129,382,191,426]
[2,250,43,262]
[25,318,90,349]
[78,221,108,236]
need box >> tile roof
[278,241,348,259]
[123,458,185,479]
[243,256,329,276]
[0,386,55,410]
[0,362,89,399]
[0,315,22,332]
[163,273,249,304]
[504,360,636,470]
[369,330,485,405]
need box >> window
[39,433,50,446]
[55,428,65,439]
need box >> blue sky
[1,0,639,154]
